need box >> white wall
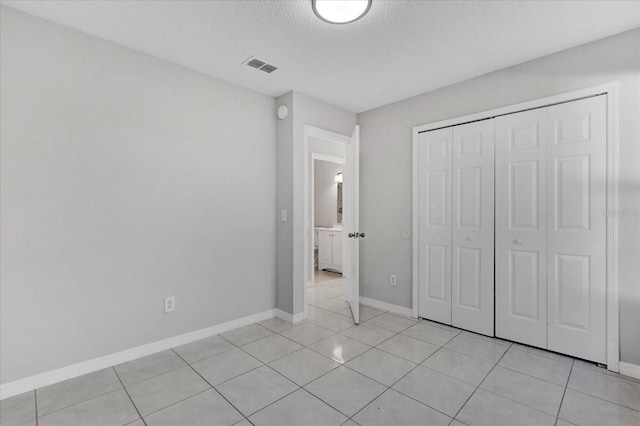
[357,28,640,365]
[314,160,343,228]
[0,7,276,384]
[275,92,294,314]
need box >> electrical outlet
[389,274,397,287]
[164,296,175,313]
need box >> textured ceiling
[2,0,639,113]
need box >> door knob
[359,233,365,238]
[467,236,475,242]
[349,233,356,238]
[514,238,523,244]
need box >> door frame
[412,82,620,372]
[303,125,350,320]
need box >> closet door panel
[418,128,453,324]
[495,109,547,348]
[451,120,494,336]
[547,96,607,364]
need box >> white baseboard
[360,296,413,318]
[275,309,306,324]
[292,311,306,324]
[275,309,293,323]
[619,361,640,380]
[0,308,277,400]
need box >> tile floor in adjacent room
[2,272,640,426]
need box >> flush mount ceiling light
[312,0,372,24]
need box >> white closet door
[547,96,607,363]
[418,127,453,324]
[495,109,548,347]
[451,120,494,336]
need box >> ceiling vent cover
[243,56,278,74]
[246,58,265,69]
[259,64,278,74]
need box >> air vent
[259,64,278,74]
[243,56,278,74]
[246,58,265,69]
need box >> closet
[416,95,607,364]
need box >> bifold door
[451,121,494,336]
[418,121,494,336]
[495,96,607,363]
[546,96,607,363]
[418,127,452,324]
[495,108,548,348]
[418,95,608,362]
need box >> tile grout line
[281,323,340,341]
[198,337,341,420]
[490,362,569,388]
[346,341,455,422]
[115,355,190,388]
[350,330,477,421]
[419,343,560,396]
[112,366,148,426]
[302,363,387,422]
[228,365,301,419]
[235,329,330,366]
[411,321,583,390]
[438,341,508,364]
[458,331,512,348]
[32,385,125,420]
[555,359,574,426]
[443,341,640,416]
[170,348,254,424]
[237,331,308,362]
[449,341,513,422]
[24,315,635,425]
[472,380,565,419]
[564,384,640,414]
[508,343,573,364]
[177,343,238,365]
[369,328,457,364]
[572,362,640,385]
[458,349,612,420]
[244,308,392,422]
[33,389,38,426]
[136,387,211,419]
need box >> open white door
[343,125,360,324]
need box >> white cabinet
[317,229,343,273]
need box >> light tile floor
[2,274,640,426]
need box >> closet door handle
[466,236,475,242]
[514,238,523,245]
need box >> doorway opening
[302,125,360,324]
[308,156,348,320]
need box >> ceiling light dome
[312,0,372,24]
